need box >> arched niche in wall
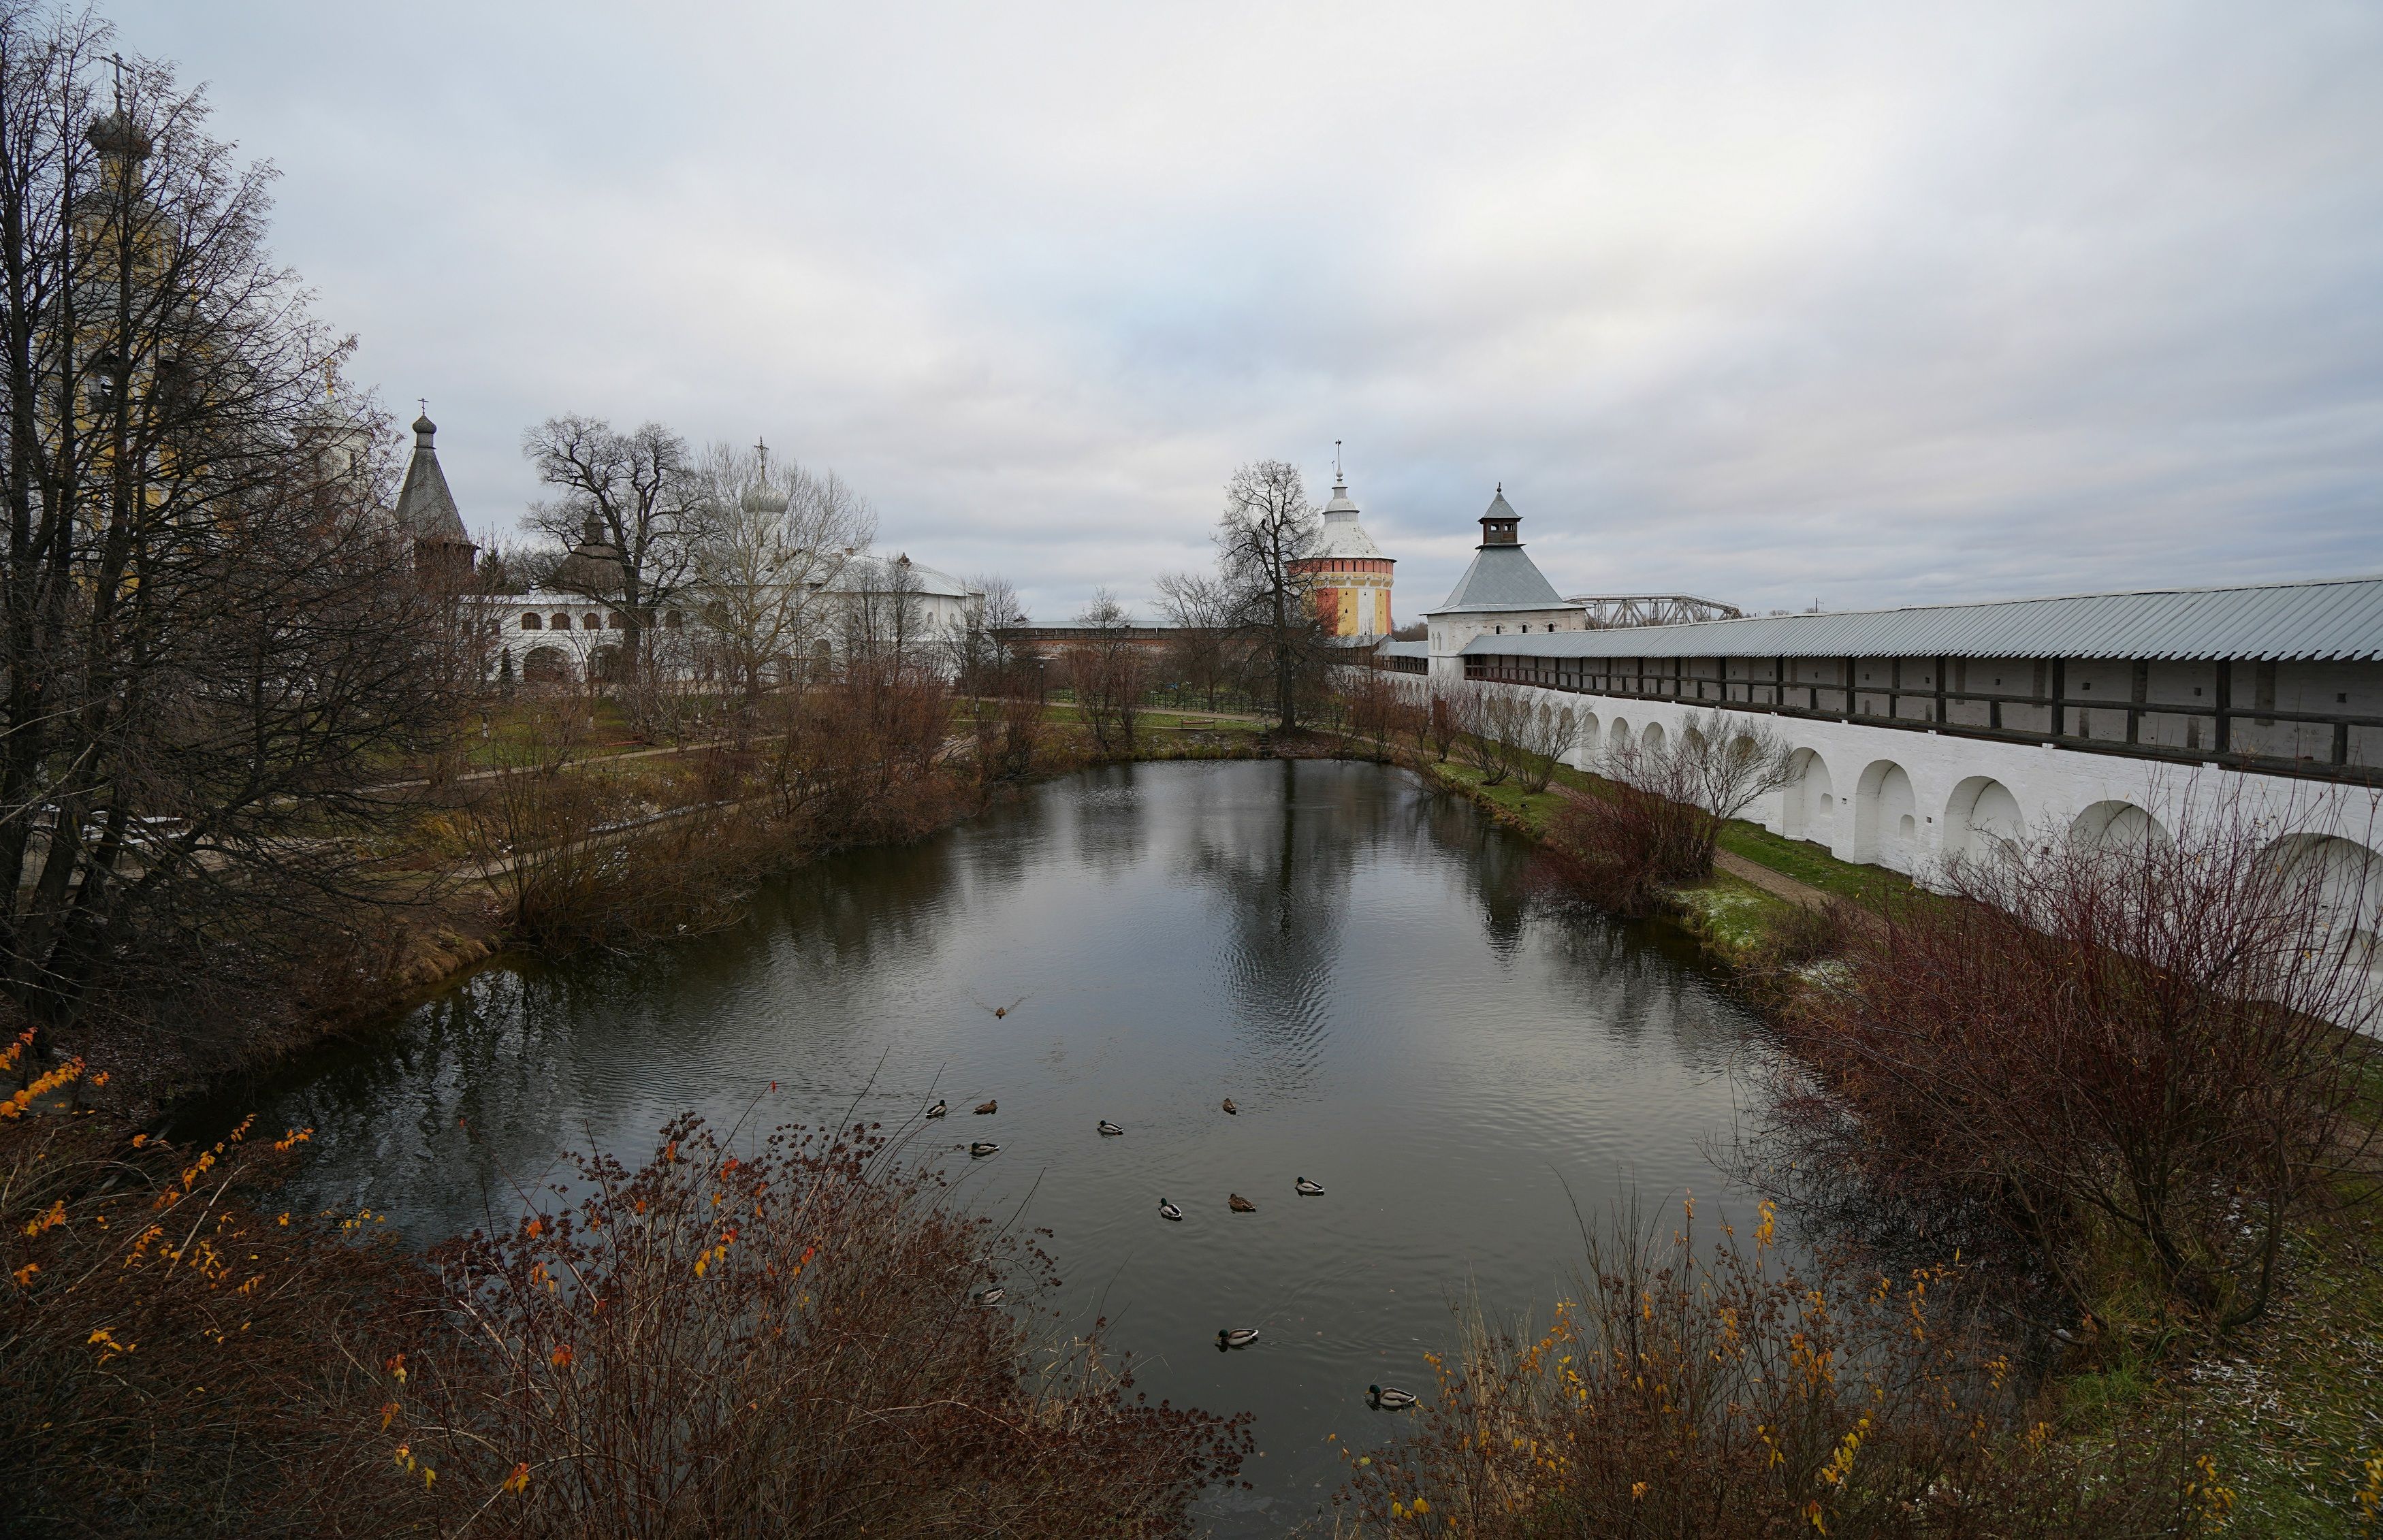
[1854,759,1919,871]
[1943,775,2025,863]
[1782,747,1834,844]
[2070,800,2170,852]
[2264,833,2383,990]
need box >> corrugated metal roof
[1428,545,1568,613]
[1377,639,1430,659]
[1454,575,2383,663]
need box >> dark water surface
[224,760,1768,1534]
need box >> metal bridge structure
[1563,594,1746,629]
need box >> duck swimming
[1158,1198,1184,1221]
[1369,1384,1418,1410]
[1097,1119,1125,1136]
[969,1140,1000,1157]
[974,1285,1006,1308]
[925,1099,948,1119]
[1228,1193,1257,1213]
[1221,1098,1238,1114]
[1295,1177,1325,1196]
[1217,1328,1260,1349]
[974,1099,997,1115]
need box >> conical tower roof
[394,413,471,547]
[1426,487,1565,614]
[1311,475,1388,560]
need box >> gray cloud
[118,0,2383,620]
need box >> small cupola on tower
[1479,485,1521,546]
[393,406,477,591]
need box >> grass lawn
[1714,820,1917,905]
[460,697,654,769]
[2053,1199,2383,1537]
[1422,759,1572,835]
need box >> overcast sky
[115,1,2382,622]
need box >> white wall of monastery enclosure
[1524,681,2380,879]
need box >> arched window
[665,610,684,629]
[551,613,572,630]
[607,613,625,630]
[583,613,600,630]
[521,612,543,630]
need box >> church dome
[741,481,790,515]
[551,513,626,596]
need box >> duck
[974,1099,997,1115]
[1295,1177,1325,1196]
[1217,1328,1260,1349]
[1228,1193,1257,1213]
[1221,1098,1238,1114]
[969,1140,1000,1158]
[973,1285,1006,1308]
[1369,1384,1419,1410]
[1097,1119,1125,1136]
[925,1099,948,1119]
[1158,1198,1184,1222]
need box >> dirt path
[1715,848,1829,909]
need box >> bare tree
[1601,709,1795,861]
[473,530,554,596]
[0,18,458,1034]
[1152,570,1234,710]
[522,415,705,681]
[944,571,1025,699]
[690,440,872,702]
[1491,686,1578,793]
[1214,460,1325,731]
[837,551,930,679]
[1070,588,1147,759]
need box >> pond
[219,759,1768,1535]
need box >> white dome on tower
[1313,477,1386,560]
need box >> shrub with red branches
[1335,1201,2213,1539]
[1766,791,2381,1337]
[5,1089,1250,1538]
[1541,711,1795,918]
[391,1114,1251,1538]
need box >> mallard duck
[1228,1193,1257,1213]
[1158,1198,1184,1221]
[1369,1384,1418,1410]
[974,1099,997,1115]
[1221,1098,1238,1114]
[973,1285,1006,1308]
[969,1140,1000,1157]
[1217,1327,1260,1349]
[1295,1177,1325,1196]
[1097,1119,1125,1136]
[925,1099,948,1119]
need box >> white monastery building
[395,413,980,684]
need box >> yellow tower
[1296,466,1394,637]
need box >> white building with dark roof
[1422,489,1586,679]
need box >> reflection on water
[198,760,1763,1536]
